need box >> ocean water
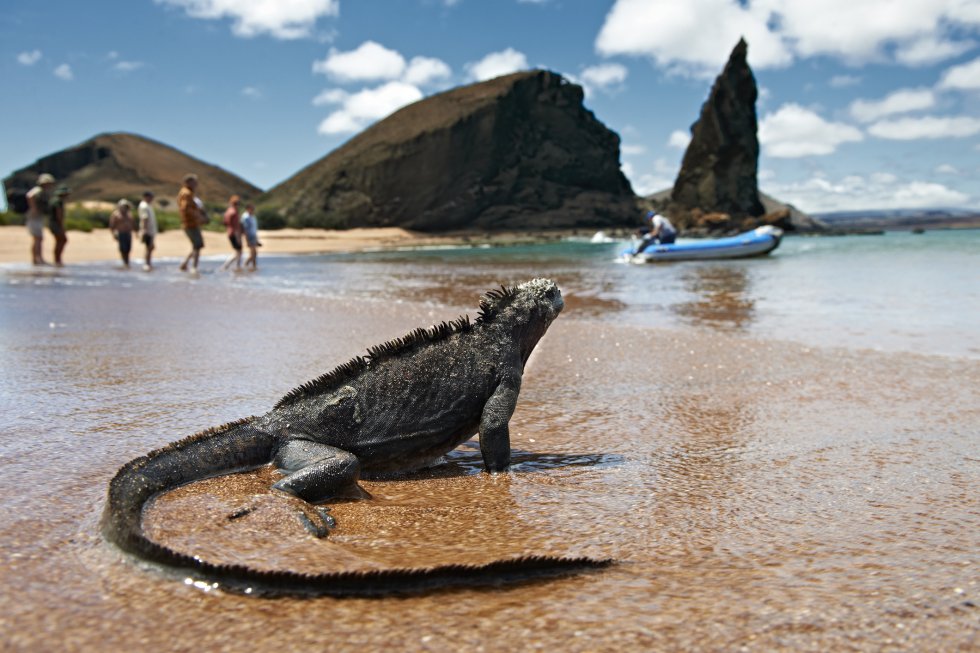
[1,227,978,651]
[9,228,976,359]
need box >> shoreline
[0,225,600,265]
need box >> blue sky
[3,0,979,214]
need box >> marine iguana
[102,278,610,597]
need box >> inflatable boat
[623,226,783,263]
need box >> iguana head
[478,278,563,362]
[517,277,564,323]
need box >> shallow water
[0,234,978,651]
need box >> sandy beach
[0,225,462,264]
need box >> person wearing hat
[48,186,71,267]
[109,199,137,269]
[635,210,677,254]
[177,173,204,272]
[26,173,55,265]
[137,190,158,271]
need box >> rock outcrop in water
[3,132,261,207]
[664,39,766,232]
[262,70,638,231]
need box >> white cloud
[54,64,73,81]
[896,35,975,66]
[771,1,974,62]
[620,144,646,156]
[828,74,861,88]
[156,0,339,39]
[935,163,959,174]
[241,86,262,99]
[579,63,628,90]
[767,173,969,212]
[868,115,980,139]
[313,41,407,82]
[403,56,452,86]
[595,0,980,76]
[114,60,144,73]
[312,88,348,106]
[938,56,980,91]
[595,0,792,76]
[316,81,423,135]
[667,130,691,149]
[466,48,528,81]
[759,103,863,157]
[889,181,970,206]
[849,88,936,123]
[621,162,674,196]
[871,172,897,184]
[17,50,42,66]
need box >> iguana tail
[102,419,611,597]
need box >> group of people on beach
[175,173,260,273]
[21,172,260,272]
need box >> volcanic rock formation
[3,132,261,207]
[665,39,767,232]
[263,70,637,231]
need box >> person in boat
[635,211,677,253]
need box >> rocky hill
[262,70,638,231]
[657,39,826,234]
[3,132,261,207]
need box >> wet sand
[0,225,570,265]
[0,273,977,651]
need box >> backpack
[4,185,29,214]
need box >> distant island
[813,208,980,233]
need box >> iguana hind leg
[272,440,361,503]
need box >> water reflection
[672,265,755,331]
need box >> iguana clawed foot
[298,506,336,538]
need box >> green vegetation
[257,208,287,230]
[288,213,350,230]
[0,211,24,226]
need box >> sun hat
[183,173,198,184]
[37,173,55,185]
[117,199,132,209]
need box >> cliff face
[667,39,766,231]
[264,70,637,231]
[3,132,261,206]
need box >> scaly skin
[101,279,611,597]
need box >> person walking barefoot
[219,195,243,271]
[138,190,157,271]
[48,186,70,267]
[178,174,204,273]
[25,173,55,265]
[109,199,136,269]
[241,202,260,270]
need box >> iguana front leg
[479,373,522,472]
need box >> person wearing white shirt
[636,211,677,253]
[138,190,158,271]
